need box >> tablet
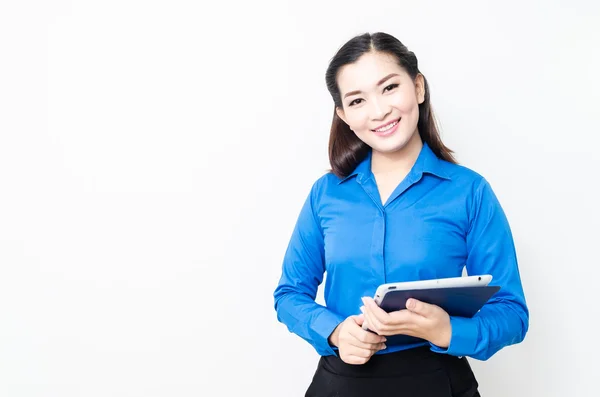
[373,275,492,305]
[361,284,501,345]
[361,275,495,332]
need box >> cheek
[394,92,419,114]
[346,112,369,131]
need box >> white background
[1,1,599,396]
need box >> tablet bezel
[373,275,493,305]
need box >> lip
[371,118,401,137]
[371,118,401,131]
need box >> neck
[371,132,423,175]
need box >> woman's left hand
[360,297,452,348]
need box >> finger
[388,310,429,338]
[361,299,391,333]
[344,354,371,365]
[348,321,387,344]
[362,307,385,335]
[374,342,387,352]
[351,346,374,358]
[348,337,387,351]
[361,305,390,336]
[389,308,422,329]
[348,318,379,350]
[409,298,443,317]
[348,311,385,342]
[352,314,365,327]
[359,306,374,332]
[369,307,423,336]
[347,343,385,358]
[343,326,375,349]
[361,297,388,318]
[361,297,392,328]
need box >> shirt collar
[337,142,451,184]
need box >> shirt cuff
[312,309,345,356]
[430,316,479,357]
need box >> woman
[273,32,529,397]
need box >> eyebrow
[343,73,400,99]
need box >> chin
[369,136,412,154]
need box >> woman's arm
[273,181,345,356]
[430,177,530,360]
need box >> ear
[336,107,348,125]
[415,73,426,104]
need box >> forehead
[337,51,408,93]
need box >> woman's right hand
[328,314,387,365]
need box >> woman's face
[336,51,425,155]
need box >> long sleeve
[273,182,345,356]
[431,178,529,360]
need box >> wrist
[435,319,452,348]
[328,324,341,347]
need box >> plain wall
[1,0,599,396]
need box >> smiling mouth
[372,118,401,133]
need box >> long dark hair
[325,32,457,178]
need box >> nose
[369,97,390,121]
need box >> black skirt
[305,346,480,397]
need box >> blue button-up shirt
[273,143,529,360]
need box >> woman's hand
[360,297,452,348]
[328,314,387,365]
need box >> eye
[348,98,363,107]
[384,83,399,92]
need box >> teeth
[375,120,398,132]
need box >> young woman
[273,32,529,397]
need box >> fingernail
[381,344,387,349]
[407,299,415,309]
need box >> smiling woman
[335,55,428,162]
[273,32,529,397]
[326,35,456,182]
